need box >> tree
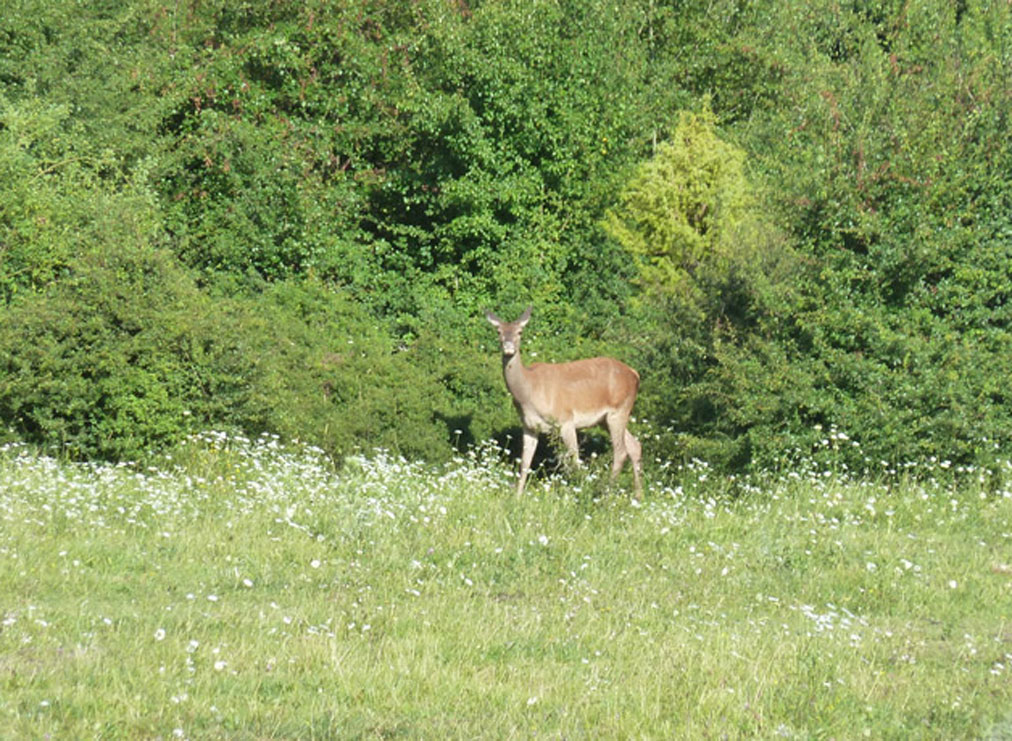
[604,104,758,308]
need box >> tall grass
[2,433,1011,738]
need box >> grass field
[2,432,1011,739]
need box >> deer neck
[501,351,534,402]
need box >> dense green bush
[726,0,1012,471]
[0,244,507,461]
[0,94,162,304]
[249,279,509,462]
[148,0,662,318]
[1,244,220,458]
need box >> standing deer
[486,306,643,498]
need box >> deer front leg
[517,428,539,495]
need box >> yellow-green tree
[604,104,760,310]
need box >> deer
[485,306,643,498]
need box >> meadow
[2,432,1011,739]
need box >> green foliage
[722,0,1012,471]
[1,244,212,458]
[2,0,1012,474]
[602,106,800,468]
[598,1,1012,474]
[604,103,768,307]
[147,0,663,316]
[0,253,500,462]
[158,111,359,282]
[607,108,737,288]
[0,94,161,304]
[250,279,501,463]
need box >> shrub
[0,244,214,459]
[0,249,507,463]
[0,94,162,305]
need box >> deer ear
[518,306,532,325]
[485,310,502,326]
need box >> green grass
[2,433,1011,739]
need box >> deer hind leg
[624,429,643,499]
[559,422,581,468]
[607,413,643,499]
[517,428,539,495]
[606,413,629,481]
